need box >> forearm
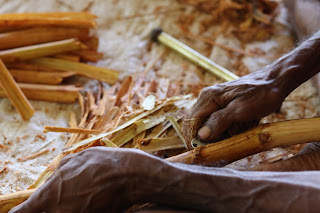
[139,161,320,213]
[265,30,320,97]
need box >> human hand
[184,67,286,144]
[9,147,166,213]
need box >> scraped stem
[168,118,320,166]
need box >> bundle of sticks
[0,12,119,120]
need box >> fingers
[198,108,233,141]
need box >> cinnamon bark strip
[43,126,99,134]
[0,27,89,50]
[0,59,34,120]
[29,57,119,84]
[0,12,97,28]
[9,69,74,85]
[18,149,50,162]
[72,49,103,62]
[0,83,81,103]
[0,39,86,63]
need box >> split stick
[0,39,86,63]
[0,60,34,120]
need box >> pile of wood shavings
[177,0,279,42]
[32,71,205,188]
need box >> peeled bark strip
[0,83,81,103]
[182,118,203,150]
[0,27,89,50]
[43,126,99,134]
[168,117,320,166]
[9,69,74,85]
[0,60,34,120]
[29,57,119,84]
[0,12,97,28]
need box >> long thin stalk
[167,117,320,166]
[0,83,81,103]
[9,69,74,85]
[0,27,89,50]
[29,57,119,84]
[0,12,96,28]
[0,39,86,63]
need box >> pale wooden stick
[9,69,74,85]
[0,27,89,50]
[43,126,99,134]
[18,149,49,162]
[0,83,81,103]
[168,117,320,166]
[0,60,34,120]
[29,57,119,84]
[0,39,86,63]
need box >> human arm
[9,147,320,213]
[185,29,320,143]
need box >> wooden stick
[167,117,320,166]
[0,39,86,63]
[0,12,97,28]
[0,83,81,103]
[0,60,34,120]
[29,57,119,84]
[6,63,64,73]
[0,27,89,50]
[0,189,36,213]
[9,69,74,85]
[18,149,50,162]
[43,126,99,134]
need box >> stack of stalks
[0,12,119,120]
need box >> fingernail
[198,126,211,140]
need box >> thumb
[197,107,233,142]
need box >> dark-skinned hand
[187,66,285,142]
